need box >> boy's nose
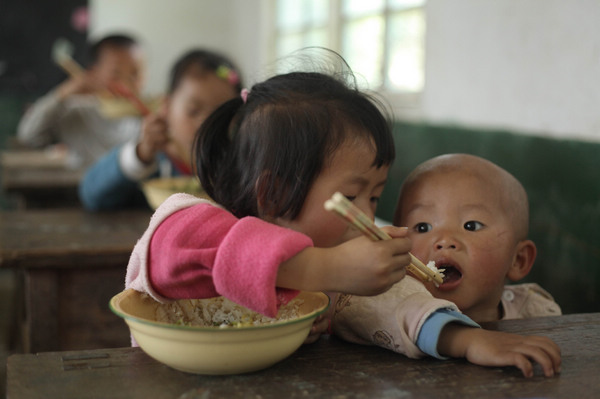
[434,235,459,250]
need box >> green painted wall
[377,122,600,314]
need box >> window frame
[266,0,425,112]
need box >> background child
[78,49,242,211]
[393,153,561,323]
[17,34,145,167]
[126,67,560,378]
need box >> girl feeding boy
[125,54,561,378]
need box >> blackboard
[0,0,87,95]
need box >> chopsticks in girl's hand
[324,192,445,287]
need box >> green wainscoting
[377,122,600,314]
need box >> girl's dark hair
[168,49,243,94]
[195,61,394,220]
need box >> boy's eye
[464,221,484,231]
[370,196,380,205]
[414,222,432,233]
[344,195,356,202]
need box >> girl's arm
[147,203,313,317]
[78,145,152,211]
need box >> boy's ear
[506,239,537,281]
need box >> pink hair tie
[240,88,249,104]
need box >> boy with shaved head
[394,154,561,323]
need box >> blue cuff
[416,309,480,359]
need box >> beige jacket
[331,276,461,359]
[501,283,562,320]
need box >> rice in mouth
[439,264,462,284]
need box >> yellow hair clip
[215,65,240,86]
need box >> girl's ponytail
[194,97,244,204]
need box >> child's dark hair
[168,49,243,94]
[195,70,395,220]
[88,34,138,65]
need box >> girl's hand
[326,227,411,296]
[136,111,169,164]
[277,226,410,296]
[439,324,561,378]
[303,314,329,344]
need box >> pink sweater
[126,193,312,317]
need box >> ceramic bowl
[141,176,208,209]
[109,289,329,375]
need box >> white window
[271,0,426,106]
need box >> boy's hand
[57,72,104,100]
[439,324,561,378]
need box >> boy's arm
[331,276,460,359]
[331,277,561,378]
[415,309,478,358]
[438,324,561,378]
[16,90,65,147]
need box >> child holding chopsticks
[393,153,561,322]
[79,49,242,211]
[125,56,560,377]
[17,34,144,167]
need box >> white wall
[419,0,600,142]
[90,0,600,142]
[89,0,267,95]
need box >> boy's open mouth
[436,261,463,290]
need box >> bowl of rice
[109,289,330,375]
[141,176,209,209]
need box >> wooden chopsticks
[324,192,444,286]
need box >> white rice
[152,295,304,328]
[426,260,443,275]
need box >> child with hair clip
[79,49,242,211]
[125,61,560,377]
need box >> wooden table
[0,209,151,352]
[0,149,84,208]
[6,313,600,398]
